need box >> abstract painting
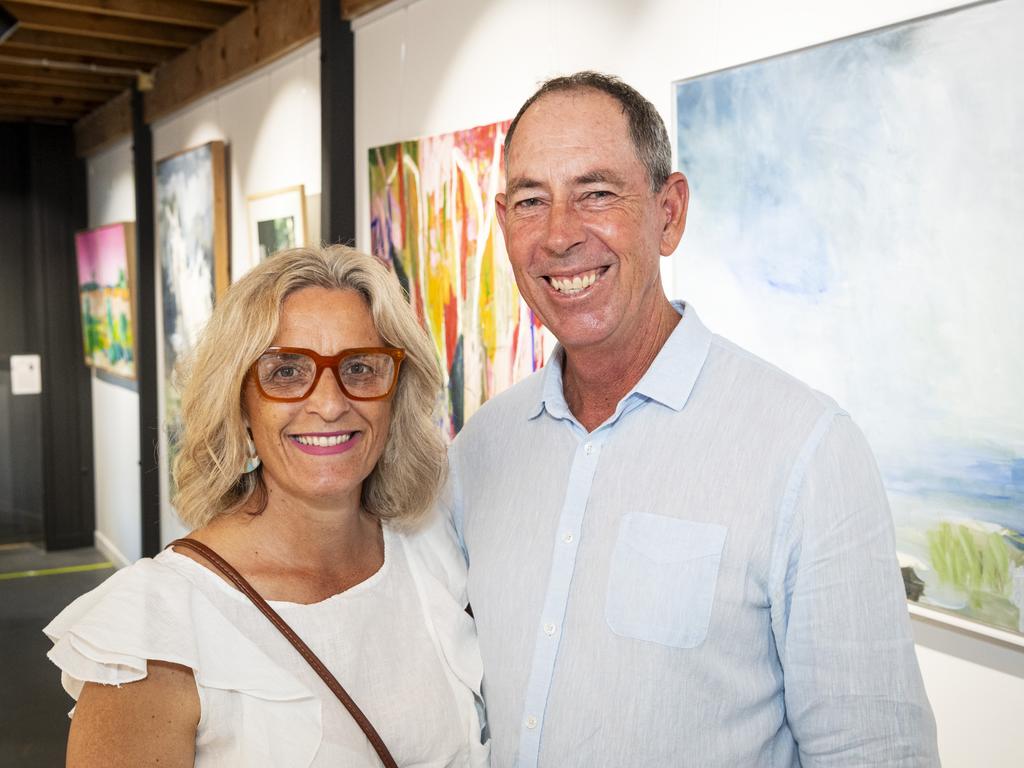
[247,184,307,262]
[75,222,136,379]
[369,121,549,436]
[674,0,1024,641]
[156,141,229,494]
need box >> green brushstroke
[927,522,1016,608]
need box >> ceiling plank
[74,86,131,155]
[4,28,175,66]
[0,43,151,70]
[7,0,239,30]
[3,3,202,48]
[0,58,132,90]
[0,100,84,117]
[0,77,114,101]
[1,89,101,109]
[143,0,318,124]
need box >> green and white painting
[674,0,1024,640]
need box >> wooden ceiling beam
[6,0,239,30]
[3,3,203,48]
[4,28,174,66]
[341,0,393,21]
[0,58,132,90]
[74,86,131,154]
[143,0,317,123]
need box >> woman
[45,246,488,767]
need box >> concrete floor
[0,543,114,767]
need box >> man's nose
[543,199,585,256]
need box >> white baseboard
[93,529,131,569]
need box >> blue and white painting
[156,141,226,499]
[675,0,1024,638]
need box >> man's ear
[495,192,508,236]
[658,172,689,256]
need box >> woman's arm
[66,660,200,768]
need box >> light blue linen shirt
[448,302,938,767]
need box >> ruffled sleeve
[43,555,325,768]
[400,512,490,767]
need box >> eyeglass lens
[256,351,397,399]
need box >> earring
[243,431,261,474]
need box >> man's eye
[586,190,613,200]
[515,197,543,209]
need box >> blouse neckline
[162,525,394,609]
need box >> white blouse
[44,512,489,767]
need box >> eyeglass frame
[249,346,406,403]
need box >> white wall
[150,39,322,545]
[86,136,140,568]
[352,1,1024,765]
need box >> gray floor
[0,543,115,767]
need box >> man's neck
[561,301,680,432]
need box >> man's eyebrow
[574,169,626,186]
[505,177,544,198]
[506,170,626,197]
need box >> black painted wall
[0,123,94,549]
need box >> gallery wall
[85,39,322,562]
[86,137,139,566]
[352,1,1023,766]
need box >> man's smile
[543,266,609,295]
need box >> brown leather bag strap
[168,537,398,768]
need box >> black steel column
[321,0,355,245]
[133,85,160,557]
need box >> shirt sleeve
[771,412,940,766]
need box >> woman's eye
[343,361,373,376]
[271,365,299,379]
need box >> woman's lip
[288,431,360,455]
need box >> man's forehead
[506,89,632,170]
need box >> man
[447,72,938,766]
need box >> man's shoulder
[454,367,545,445]
[704,333,845,419]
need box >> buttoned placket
[516,426,606,767]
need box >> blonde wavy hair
[172,245,445,529]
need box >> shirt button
[584,442,594,455]
[526,715,538,729]
[543,622,556,636]
[562,532,574,544]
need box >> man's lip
[541,265,610,280]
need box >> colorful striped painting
[674,0,1024,640]
[369,121,548,436]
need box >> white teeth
[295,434,353,447]
[550,270,599,294]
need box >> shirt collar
[527,301,713,420]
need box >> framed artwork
[156,140,229,496]
[369,121,550,437]
[674,0,1023,643]
[247,184,308,262]
[74,222,136,379]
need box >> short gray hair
[503,71,672,191]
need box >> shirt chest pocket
[605,513,727,649]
